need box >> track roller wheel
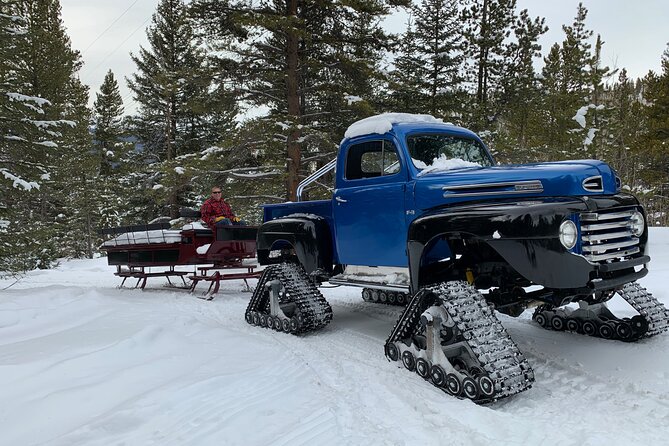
[282,318,291,332]
[468,366,485,377]
[462,376,479,400]
[252,312,260,326]
[260,314,268,327]
[416,358,430,379]
[551,315,565,331]
[290,316,300,332]
[582,320,597,336]
[615,322,632,340]
[401,351,416,371]
[245,312,254,324]
[477,374,495,398]
[445,373,461,396]
[266,315,275,329]
[630,315,648,334]
[362,289,371,301]
[385,343,399,361]
[430,365,446,387]
[371,290,379,302]
[388,293,397,304]
[566,318,580,332]
[397,293,406,305]
[273,316,283,331]
[599,323,614,339]
[534,312,548,328]
[379,291,388,303]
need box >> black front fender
[407,195,646,292]
[256,216,333,276]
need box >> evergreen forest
[1,0,669,272]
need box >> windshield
[407,134,493,173]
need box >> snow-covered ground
[2,230,669,446]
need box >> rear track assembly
[385,281,534,403]
[245,263,332,334]
[533,282,669,342]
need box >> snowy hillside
[2,230,669,445]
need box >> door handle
[335,196,348,203]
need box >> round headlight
[559,220,578,250]
[630,211,645,237]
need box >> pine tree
[388,0,464,119]
[608,69,645,186]
[494,8,547,160]
[461,0,518,129]
[536,3,599,158]
[538,43,568,153]
[191,0,408,202]
[128,0,237,218]
[645,46,669,142]
[93,70,124,176]
[386,18,425,114]
[1,0,93,270]
[639,45,669,224]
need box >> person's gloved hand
[232,216,241,223]
[214,216,226,223]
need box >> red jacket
[200,197,235,230]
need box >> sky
[60,0,669,116]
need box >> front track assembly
[533,282,669,342]
[245,263,332,334]
[385,281,534,403]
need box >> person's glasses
[212,191,222,194]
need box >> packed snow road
[2,230,669,445]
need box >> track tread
[245,263,332,334]
[385,281,534,403]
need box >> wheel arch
[256,216,333,277]
[407,200,596,292]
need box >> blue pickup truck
[245,113,669,403]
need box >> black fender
[256,216,333,276]
[407,194,647,293]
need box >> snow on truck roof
[343,113,464,139]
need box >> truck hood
[413,159,619,211]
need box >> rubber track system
[245,263,332,334]
[362,288,409,306]
[385,281,534,403]
[533,282,669,342]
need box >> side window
[345,140,400,180]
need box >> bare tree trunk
[476,0,488,105]
[165,98,178,218]
[166,99,173,161]
[285,0,302,202]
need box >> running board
[327,277,410,292]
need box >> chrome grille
[579,209,640,262]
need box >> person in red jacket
[200,186,239,230]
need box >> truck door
[333,139,408,267]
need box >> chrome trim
[582,175,604,192]
[581,221,632,231]
[581,239,639,253]
[296,158,337,202]
[580,210,636,221]
[585,247,640,262]
[581,229,632,242]
[442,180,543,198]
